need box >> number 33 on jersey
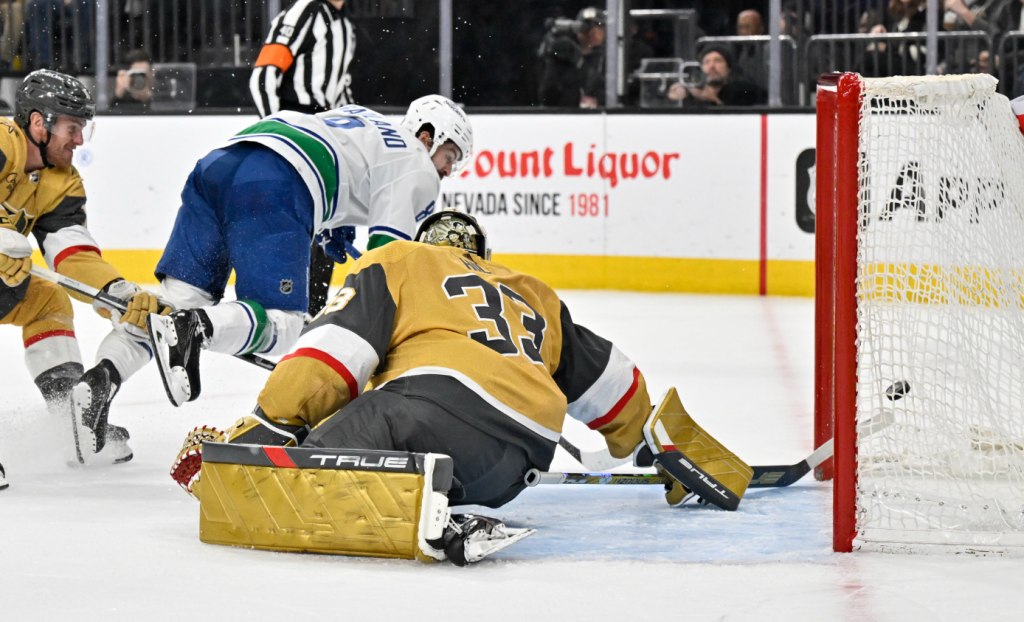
[260,240,653,459]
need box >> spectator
[735,10,767,91]
[577,8,607,108]
[250,0,356,317]
[537,17,585,107]
[24,0,91,71]
[862,0,984,76]
[965,0,1024,41]
[112,49,153,111]
[667,45,767,106]
[537,7,608,108]
[859,9,886,33]
[737,9,765,37]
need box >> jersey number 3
[443,274,546,364]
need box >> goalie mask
[401,95,474,175]
[416,210,490,260]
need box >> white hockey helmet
[401,95,474,175]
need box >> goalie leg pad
[197,444,454,562]
[644,387,753,510]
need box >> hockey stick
[538,410,899,490]
[29,265,277,372]
[557,381,910,482]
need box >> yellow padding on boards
[861,262,1024,308]
[653,387,753,499]
[199,461,430,560]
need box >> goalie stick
[29,265,277,372]
[552,382,908,489]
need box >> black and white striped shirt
[250,0,356,118]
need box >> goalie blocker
[198,443,533,564]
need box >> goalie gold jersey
[257,241,653,467]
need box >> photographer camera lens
[128,69,147,91]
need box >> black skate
[430,514,535,566]
[71,361,133,465]
[148,309,210,407]
[0,460,8,491]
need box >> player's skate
[148,309,209,407]
[430,514,536,566]
[635,387,753,511]
[71,361,133,465]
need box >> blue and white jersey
[225,105,440,245]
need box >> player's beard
[46,140,75,169]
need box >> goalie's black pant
[303,376,533,509]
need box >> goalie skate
[148,310,206,407]
[431,514,536,566]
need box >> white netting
[855,74,1024,553]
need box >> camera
[128,69,148,91]
[544,17,582,36]
[679,62,704,88]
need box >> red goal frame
[814,72,861,553]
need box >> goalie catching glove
[170,425,225,498]
[633,387,753,510]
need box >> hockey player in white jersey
[89,96,471,412]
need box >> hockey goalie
[172,211,753,564]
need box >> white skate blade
[71,383,99,460]
[148,315,189,407]
[463,528,536,563]
[166,367,192,407]
[67,383,99,465]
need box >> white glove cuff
[0,227,32,259]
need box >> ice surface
[2,290,1023,621]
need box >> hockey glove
[0,227,32,287]
[95,279,172,336]
[170,425,225,499]
[315,226,357,264]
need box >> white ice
[2,290,1023,621]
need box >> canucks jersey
[226,105,440,247]
[0,117,120,300]
[257,241,652,468]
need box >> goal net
[817,73,1024,554]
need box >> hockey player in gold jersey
[0,70,167,472]
[172,211,751,562]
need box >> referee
[250,0,356,315]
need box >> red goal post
[814,73,860,553]
[816,72,1024,555]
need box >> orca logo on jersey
[415,200,436,222]
[309,454,410,469]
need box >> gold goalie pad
[645,387,754,503]
[198,443,453,562]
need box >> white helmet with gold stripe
[401,95,473,175]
